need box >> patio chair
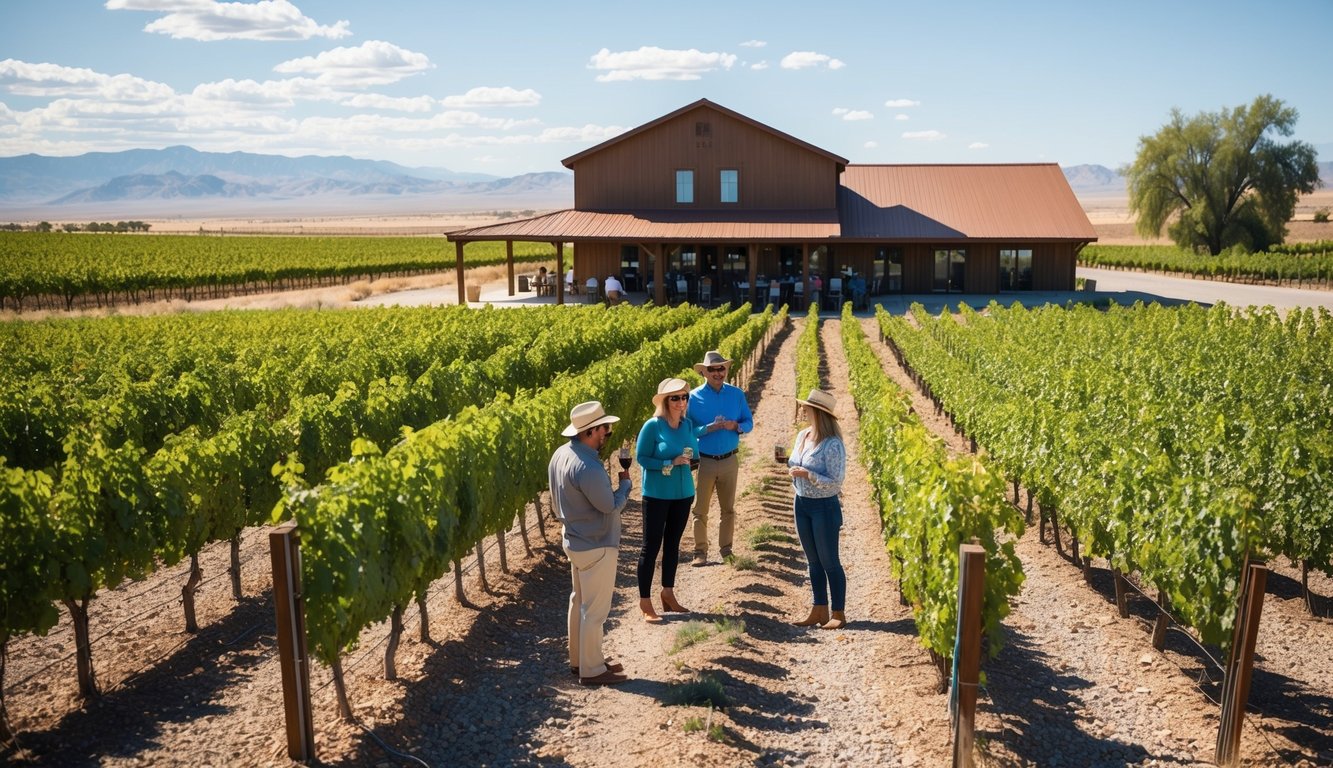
[827,278,843,310]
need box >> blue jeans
[793,494,845,611]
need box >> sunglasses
[706,366,726,373]
[667,394,689,402]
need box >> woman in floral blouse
[786,389,848,629]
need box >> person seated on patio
[809,273,823,311]
[849,272,867,309]
[536,266,550,296]
[604,274,624,305]
[566,267,577,295]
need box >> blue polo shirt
[688,382,753,456]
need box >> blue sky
[2,0,1330,177]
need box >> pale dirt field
[129,190,1333,242]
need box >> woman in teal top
[635,377,702,622]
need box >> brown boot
[660,588,688,613]
[792,605,830,626]
[821,611,847,630]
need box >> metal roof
[445,164,1096,244]
[838,164,1098,241]
[446,208,842,243]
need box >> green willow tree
[1125,95,1320,255]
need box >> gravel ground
[3,311,1330,767]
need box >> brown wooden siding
[570,242,620,288]
[571,106,840,211]
[966,245,999,294]
[1033,244,1076,290]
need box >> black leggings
[638,496,692,598]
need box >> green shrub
[663,674,729,708]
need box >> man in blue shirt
[686,351,754,565]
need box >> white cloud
[780,51,845,70]
[835,109,872,121]
[968,142,989,150]
[589,47,737,81]
[739,40,766,48]
[884,98,920,108]
[439,86,541,108]
[0,59,174,101]
[274,40,432,87]
[895,114,909,121]
[750,61,769,70]
[535,124,626,143]
[190,78,298,108]
[903,130,946,141]
[864,140,878,149]
[107,0,352,42]
[341,93,435,112]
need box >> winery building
[446,98,1096,307]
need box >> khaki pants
[564,545,617,677]
[692,454,738,556]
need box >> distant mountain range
[0,147,1327,220]
[1060,161,1333,196]
[0,145,574,217]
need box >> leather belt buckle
[701,450,736,460]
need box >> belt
[699,450,737,460]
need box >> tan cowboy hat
[692,350,733,375]
[561,401,620,437]
[652,377,691,406]
[796,389,838,418]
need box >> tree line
[1,221,152,233]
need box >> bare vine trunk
[475,541,490,593]
[384,605,404,681]
[417,591,431,643]
[496,530,509,574]
[330,657,353,721]
[1,638,11,741]
[518,504,533,557]
[182,553,202,633]
[229,533,243,601]
[62,597,99,699]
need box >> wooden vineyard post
[1112,568,1130,618]
[1151,589,1171,651]
[951,544,985,768]
[1215,560,1267,768]
[269,522,315,763]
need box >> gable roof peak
[561,99,848,170]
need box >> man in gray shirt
[548,401,632,685]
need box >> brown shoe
[571,661,624,676]
[792,605,830,627]
[690,553,707,567]
[821,611,847,630]
[579,670,629,686]
[640,597,664,623]
[660,589,688,613]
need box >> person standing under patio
[687,350,754,566]
[549,401,633,685]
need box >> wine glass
[618,440,633,471]
[684,446,698,471]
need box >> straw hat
[561,401,620,437]
[692,350,733,375]
[652,377,691,406]
[796,389,838,418]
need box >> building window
[675,170,694,204]
[720,169,738,203]
[695,122,711,138]
[999,248,1033,290]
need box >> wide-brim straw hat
[561,400,620,437]
[652,377,691,406]
[796,388,838,418]
[692,350,733,375]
